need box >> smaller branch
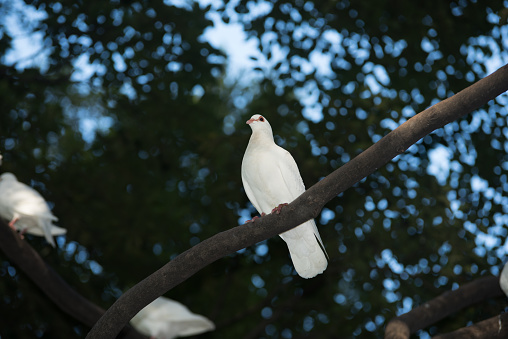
[385,319,410,339]
[432,312,508,339]
[384,276,504,339]
[0,220,146,339]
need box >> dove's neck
[249,128,275,146]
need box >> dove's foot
[244,212,266,223]
[245,216,259,223]
[7,218,25,239]
[271,203,288,214]
[8,217,18,231]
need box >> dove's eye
[259,117,264,122]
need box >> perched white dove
[500,262,508,297]
[241,114,328,279]
[0,172,66,247]
[130,296,215,339]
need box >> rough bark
[0,220,147,339]
[433,312,508,339]
[81,63,506,338]
[384,275,504,338]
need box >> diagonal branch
[432,312,508,338]
[0,220,147,339]
[384,275,504,339]
[86,64,508,339]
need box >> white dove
[0,172,66,247]
[241,114,327,279]
[130,296,215,339]
[500,262,508,297]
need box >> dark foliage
[0,0,507,338]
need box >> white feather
[130,297,215,339]
[241,115,327,279]
[0,172,66,247]
[501,262,508,297]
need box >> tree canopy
[0,0,507,338]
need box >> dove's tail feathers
[25,224,67,237]
[38,219,57,247]
[316,234,330,261]
[49,225,67,236]
[280,220,328,279]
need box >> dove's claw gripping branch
[244,216,259,223]
[244,212,266,224]
[271,203,288,215]
[8,217,19,229]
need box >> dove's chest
[242,143,283,180]
[242,143,291,208]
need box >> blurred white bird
[130,296,215,339]
[0,172,66,247]
[500,262,508,297]
[0,152,3,166]
[241,114,328,279]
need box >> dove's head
[246,114,273,137]
[0,172,17,182]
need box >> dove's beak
[246,118,254,124]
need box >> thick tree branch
[0,220,146,339]
[432,312,508,339]
[87,64,508,338]
[384,275,504,339]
